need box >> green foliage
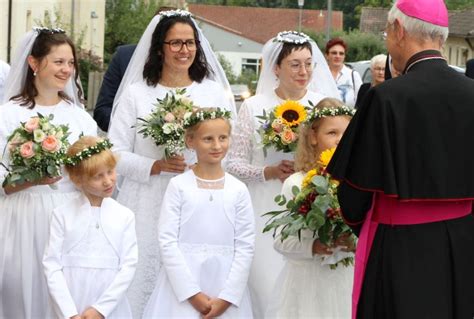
[217,54,237,83]
[105,0,162,63]
[306,29,386,62]
[236,69,258,94]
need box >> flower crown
[183,108,232,129]
[33,27,66,35]
[159,9,192,18]
[308,105,356,122]
[275,31,311,44]
[64,139,113,167]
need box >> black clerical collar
[403,50,446,74]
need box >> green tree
[217,54,237,83]
[104,0,163,63]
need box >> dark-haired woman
[0,28,97,318]
[226,31,339,318]
[107,10,235,318]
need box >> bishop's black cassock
[328,50,474,319]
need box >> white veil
[256,31,339,99]
[2,28,83,107]
[111,10,236,119]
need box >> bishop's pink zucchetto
[396,0,449,27]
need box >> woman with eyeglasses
[325,38,362,107]
[227,31,339,318]
[107,9,235,318]
[355,54,387,109]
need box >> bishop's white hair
[387,5,449,44]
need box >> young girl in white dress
[43,136,138,319]
[108,10,235,317]
[0,28,97,318]
[266,98,355,318]
[226,31,340,317]
[143,108,255,318]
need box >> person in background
[0,59,10,103]
[466,58,474,79]
[327,0,474,317]
[355,54,387,108]
[325,38,362,107]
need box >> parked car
[347,60,466,83]
[230,84,251,101]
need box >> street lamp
[298,0,304,32]
[326,0,332,42]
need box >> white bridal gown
[0,100,97,319]
[226,89,325,317]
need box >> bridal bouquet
[1,113,70,187]
[136,88,195,157]
[263,148,355,269]
[256,100,307,155]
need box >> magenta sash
[351,194,472,319]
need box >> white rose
[162,123,174,134]
[33,129,46,143]
[184,112,193,121]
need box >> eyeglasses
[329,51,345,56]
[381,31,388,40]
[288,62,314,73]
[373,67,385,72]
[163,39,198,52]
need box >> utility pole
[298,0,304,32]
[326,0,332,42]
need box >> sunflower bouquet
[263,148,355,269]
[1,113,70,188]
[136,88,195,157]
[256,100,307,155]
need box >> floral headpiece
[33,27,66,35]
[64,139,113,166]
[159,9,192,18]
[308,106,356,122]
[183,108,232,129]
[275,31,311,44]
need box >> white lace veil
[111,10,235,119]
[2,27,83,107]
[256,31,339,99]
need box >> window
[242,58,261,75]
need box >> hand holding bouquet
[1,113,70,188]
[263,148,356,269]
[136,88,195,157]
[256,100,307,155]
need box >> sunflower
[301,168,318,188]
[274,100,307,127]
[318,147,336,167]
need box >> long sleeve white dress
[107,79,234,318]
[226,90,325,318]
[0,100,97,319]
[143,170,255,318]
[43,195,138,319]
[265,172,353,319]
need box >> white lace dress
[226,90,325,317]
[0,100,97,319]
[265,172,353,319]
[143,170,254,318]
[108,79,234,318]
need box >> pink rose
[164,112,176,123]
[280,129,296,145]
[42,135,59,152]
[271,119,284,133]
[25,117,40,133]
[20,141,35,158]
